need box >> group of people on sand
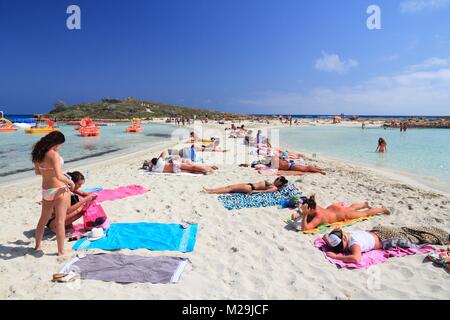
[32,128,449,263]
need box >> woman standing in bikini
[203,176,288,194]
[291,195,390,232]
[376,137,387,153]
[32,131,75,256]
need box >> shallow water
[279,126,450,188]
[0,123,177,179]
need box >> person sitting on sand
[150,152,218,174]
[290,195,390,232]
[323,225,450,264]
[66,171,90,197]
[46,193,98,233]
[204,176,288,194]
[46,171,97,233]
[376,137,387,153]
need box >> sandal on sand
[57,271,79,283]
[52,273,66,282]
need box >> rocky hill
[48,98,238,120]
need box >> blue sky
[1,0,449,115]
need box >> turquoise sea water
[280,126,450,190]
[0,123,175,180]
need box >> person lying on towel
[291,195,390,232]
[150,152,218,175]
[323,226,450,264]
[203,176,288,194]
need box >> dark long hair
[305,195,317,210]
[274,176,288,188]
[31,131,65,163]
[67,171,85,183]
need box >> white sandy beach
[1,121,449,300]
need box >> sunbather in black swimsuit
[247,181,273,191]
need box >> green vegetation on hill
[48,98,238,120]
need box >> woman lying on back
[150,152,218,174]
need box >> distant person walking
[400,122,405,132]
[376,137,387,153]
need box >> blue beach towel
[72,222,198,252]
[218,184,300,210]
[82,187,104,193]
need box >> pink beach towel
[92,185,149,203]
[313,238,434,269]
[67,224,87,240]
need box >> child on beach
[32,131,75,256]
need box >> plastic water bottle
[190,146,196,162]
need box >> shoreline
[3,120,449,197]
[0,139,175,188]
[281,142,450,198]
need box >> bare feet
[58,249,73,256]
[291,212,301,220]
[203,187,211,194]
[383,208,391,215]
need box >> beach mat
[285,217,372,234]
[218,184,300,210]
[93,185,149,202]
[72,222,198,252]
[314,238,434,269]
[59,253,188,284]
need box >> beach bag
[83,202,110,231]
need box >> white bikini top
[39,156,64,171]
